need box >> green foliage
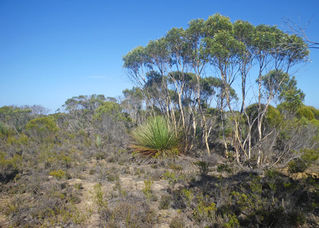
[26,116,58,141]
[132,116,180,157]
[38,147,74,170]
[266,105,283,127]
[0,121,14,137]
[163,171,179,186]
[0,106,32,132]
[0,151,22,182]
[223,214,240,228]
[94,183,108,210]
[265,169,282,179]
[182,189,194,207]
[261,70,289,97]
[296,106,315,120]
[193,194,217,223]
[0,152,22,168]
[94,101,123,120]
[159,195,172,210]
[217,163,232,173]
[143,179,153,201]
[6,134,29,146]
[123,13,308,163]
[308,106,319,119]
[277,75,305,113]
[246,103,283,129]
[288,148,319,173]
[288,158,307,173]
[195,161,209,176]
[63,94,106,112]
[49,169,66,179]
[95,134,102,148]
[301,148,319,162]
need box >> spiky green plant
[131,116,179,157]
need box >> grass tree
[131,116,180,158]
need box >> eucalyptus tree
[123,27,201,149]
[63,94,106,113]
[203,14,244,156]
[249,25,309,166]
[122,87,145,124]
[123,46,149,87]
[123,14,309,165]
[0,106,33,133]
[62,94,108,132]
[233,20,255,113]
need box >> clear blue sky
[1,0,318,112]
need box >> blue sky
[0,0,318,112]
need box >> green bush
[26,116,58,142]
[131,116,179,157]
[308,106,319,120]
[195,161,209,176]
[217,163,232,173]
[159,195,172,209]
[296,106,315,120]
[49,170,66,179]
[0,122,14,137]
[266,106,283,127]
[93,101,129,122]
[288,148,319,173]
[310,119,319,128]
[288,158,307,173]
[301,148,319,163]
[0,152,22,183]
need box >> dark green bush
[288,148,319,173]
[217,163,232,173]
[288,158,307,173]
[159,195,172,209]
[195,161,209,175]
[0,152,22,183]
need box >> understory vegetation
[0,14,319,227]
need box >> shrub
[300,148,319,163]
[49,170,66,179]
[217,163,232,173]
[296,106,315,120]
[288,158,307,173]
[93,101,130,123]
[0,121,14,137]
[308,106,319,119]
[266,105,283,127]
[26,116,58,142]
[0,152,22,183]
[288,148,319,173]
[104,197,157,227]
[143,179,153,201]
[131,116,180,157]
[195,161,209,176]
[0,106,32,132]
[159,195,172,209]
[169,216,185,228]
